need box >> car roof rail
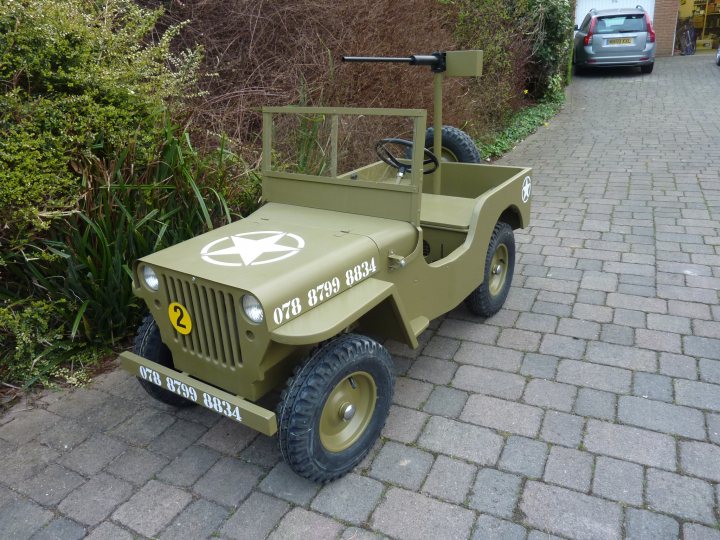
[636,4,644,9]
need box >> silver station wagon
[574,6,656,74]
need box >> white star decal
[201,231,305,267]
[522,176,532,203]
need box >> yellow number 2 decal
[168,302,192,335]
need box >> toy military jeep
[120,50,532,483]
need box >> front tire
[464,221,516,317]
[133,315,195,407]
[277,334,394,483]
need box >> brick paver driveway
[2,54,719,539]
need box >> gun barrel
[341,56,414,64]
[342,54,444,70]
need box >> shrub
[526,0,574,98]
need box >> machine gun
[342,53,446,72]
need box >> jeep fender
[270,278,418,348]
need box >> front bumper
[119,351,278,436]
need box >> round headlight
[142,265,160,291]
[242,294,264,324]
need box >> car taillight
[584,17,597,46]
[645,13,655,43]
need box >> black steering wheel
[375,138,439,175]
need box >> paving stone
[586,342,656,372]
[147,418,208,458]
[421,455,476,504]
[539,334,586,359]
[497,328,542,352]
[30,517,85,540]
[422,335,460,360]
[239,434,282,468]
[632,372,673,402]
[708,413,720,444]
[17,464,85,506]
[527,532,563,540]
[438,318,500,345]
[592,456,643,505]
[159,499,229,540]
[646,469,716,525]
[680,441,720,481]
[105,447,169,485]
[0,409,62,445]
[340,527,385,540]
[84,522,133,540]
[498,436,548,478]
[407,356,457,385]
[175,402,222,427]
[452,365,526,400]
[520,481,622,540]
[613,308,646,329]
[269,507,343,540]
[684,523,720,540]
[58,473,133,526]
[0,499,53,540]
[381,405,428,444]
[556,360,631,394]
[371,487,475,540]
[675,379,720,411]
[523,379,577,412]
[394,376,433,408]
[369,441,433,490]
[109,407,176,445]
[198,417,258,455]
[520,353,558,379]
[647,313,692,334]
[540,411,584,447]
[418,416,503,465]
[0,442,59,485]
[157,444,221,487]
[59,434,126,476]
[574,388,616,420]
[584,419,676,470]
[659,352,697,379]
[259,462,321,506]
[67,392,139,432]
[543,445,593,492]
[422,386,467,418]
[580,271,618,292]
[624,508,679,540]
[516,313,558,333]
[311,473,384,524]
[473,514,527,540]
[221,492,289,540]
[699,358,720,384]
[194,457,264,506]
[573,302,613,322]
[532,300,572,317]
[685,336,720,360]
[618,395,706,439]
[599,323,635,345]
[112,480,192,537]
[35,417,93,452]
[468,468,522,518]
[461,395,543,438]
[454,342,523,372]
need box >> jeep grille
[162,274,243,369]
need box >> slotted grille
[162,274,243,369]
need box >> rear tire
[424,126,482,163]
[277,334,394,483]
[133,315,195,407]
[641,63,654,74]
[464,221,515,317]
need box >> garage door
[575,0,656,26]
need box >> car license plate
[138,364,243,423]
[608,38,632,45]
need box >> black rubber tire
[640,63,654,74]
[276,334,394,483]
[424,126,482,163]
[133,314,195,407]
[464,221,516,317]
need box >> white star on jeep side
[521,176,532,203]
[201,231,305,267]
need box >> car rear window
[596,14,646,34]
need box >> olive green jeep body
[120,51,533,482]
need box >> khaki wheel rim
[319,371,376,452]
[488,244,509,296]
[440,147,459,162]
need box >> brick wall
[654,0,679,56]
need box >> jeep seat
[420,193,475,232]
